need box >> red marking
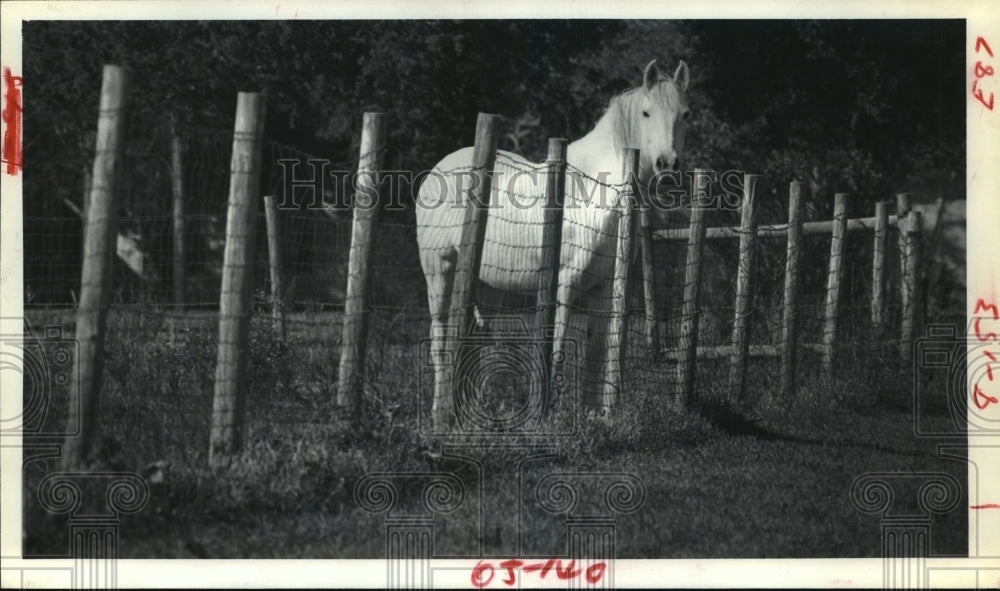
[970,503,1000,509]
[974,298,1000,319]
[538,558,556,578]
[471,559,606,587]
[555,559,582,580]
[585,563,607,584]
[972,80,995,111]
[471,560,494,588]
[2,67,23,176]
[976,36,994,57]
[985,350,997,381]
[972,39,996,111]
[521,559,554,575]
[972,383,999,410]
[539,558,556,579]
[498,560,522,586]
[973,299,999,342]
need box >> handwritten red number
[976,36,994,57]
[475,558,606,586]
[973,383,999,410]
[973,299,999,342]
[972,37,996,110]
[555,559,582,580]
[538,558,556,578]
[972,80,995,111]
[472,560,494,588]
[585,563,607,584]
[521,559,555,577]
[974,298,1000,319]
[985,350,997,381]
[499,560,522,586]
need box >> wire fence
[22,104,958,466]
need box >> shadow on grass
[693,398,779,440]
[692,398,937,460]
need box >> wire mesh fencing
[21,100,948,468]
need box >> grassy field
[21,306,967,559]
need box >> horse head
[635,59,690,180]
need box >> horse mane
[606,78,684,155]
[607,88,641,154]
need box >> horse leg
[424,250,457,430]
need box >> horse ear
[674,60,690,91]
[643,60,660,90]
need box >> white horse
[416,60,690,427]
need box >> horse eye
[682,111,691,120]
[642,110,649,118]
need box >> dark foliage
[21,20,964,307]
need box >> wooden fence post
[602,148,640,410]
[209,92,267,465]
[81,168,91,249]
[900,210,922,362]
[62,65,128,470]
[677,170,709,408]
[536,137,567,413]
[779,182,804,399]
[821,192,849,379]
[444,113,502,428]
[170,118,186,307]
[925,197,945,320]
[896,192,911,314]
[638,176,659,354]
[262,195,287,341]
[729,174,760,405]
[871,201,888,329]
[336,112,387,416]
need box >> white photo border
[2,1,997,588]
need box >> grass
[21,306,966,559]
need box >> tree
[22,19,963,304]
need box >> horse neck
[560,112,633,247]
[567,92,650,188]
[567,114,626,187]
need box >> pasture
[21,305,966,558]
[16,19,970,570]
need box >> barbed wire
[22,115,946,418]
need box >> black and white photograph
[1,1,997,588]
